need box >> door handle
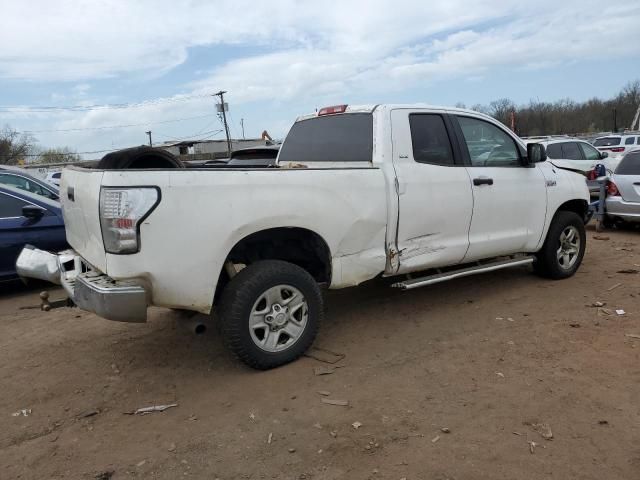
[473,177,494,186]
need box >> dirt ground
[1,225,639,480]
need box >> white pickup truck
[18,104,590,369]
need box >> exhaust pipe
[184,316,207,335]
[175,311,208,335]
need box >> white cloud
[1,0,639,153]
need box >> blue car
[0,184,67,282]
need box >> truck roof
[295,104,494,123]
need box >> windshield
[594,137,621,147]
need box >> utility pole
[613,108,618,133]
[145,130,152,147]
[240,118,245,139]
[213,90,232,156]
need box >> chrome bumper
[16,246,147,323]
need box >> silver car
[605,150,640,224]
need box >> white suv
[593,133,640,168]
[521,136,608,172]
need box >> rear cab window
[625,137,635,145]
[278,114,373,163]
[594,137,621,147]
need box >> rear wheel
[217,260,322,370]
[534,211,586,279]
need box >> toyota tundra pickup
[17,104,590,369]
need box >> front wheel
[534,211,586,279]
[217,260,323,370]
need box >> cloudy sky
[1,0,639,157]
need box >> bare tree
[35,147,80,164]
[0,125,35,165]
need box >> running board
[391,256,535,290]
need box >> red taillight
[607,180,619,196]
[602,147,625,153]
[318,104,348,116]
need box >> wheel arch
[213,226,332,305]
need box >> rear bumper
[16,246,147,322]
[605,196,640,222]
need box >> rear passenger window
[625,137,635,145]
[615,152,640,175]
[580,143,601,161]
[546,144,562,159]
[409,114,454,165]
[561,142,582,160]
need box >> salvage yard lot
[1,225,639,480]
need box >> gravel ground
[1,224,639,480]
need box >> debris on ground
[94,470,115,480]
[330,430,337,438]
[598,420,609,425]
[569,323,581,328]
[78,409,100,419]
[593,235,610,241]
[441,427,451,433]
[528,422,553,440]
[625,333,640,339]
[168,443,176,452]
[616,309,626,316]
[617,269,639,274]
[608,283,622,291]
[304,347,346,364]
[126,403,178,415]
[288,447,296,453]
[317,390,331,396]
[352,421,362,429]
[11,409,31,417]
[313,365,339,376]
[267,433,273,444]
[599,308,613,316]
[591,301,605,307]
[512,431,523,436]
[495,372,505,378]
[321,398,349,406]
[529,441,538,454]
[431,435,440,443]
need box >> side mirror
[526,143,547,165]
[22,205,46,219]
[600,151,608,159]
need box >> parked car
[0,185,67,282]
[227,145,280,167]
[593,133,640,170]
[605,150,640,225]
[0,166,60,200]
[45,171,63,187]
[17,104,589,369]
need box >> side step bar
[391,256,535,290]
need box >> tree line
[465,80,640,137]
[0,125,80,165]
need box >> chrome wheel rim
[249,284,308,352]
[556,226,580,270]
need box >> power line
[19,113,218,133]
[0,93,212,113]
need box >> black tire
[534,211,586,279]
[217,260,323,370]
[97,146,184,170]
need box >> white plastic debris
[352,421,362,430]
[616,309,626,316]
[130,403,178,415]
[11,409,31,417]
